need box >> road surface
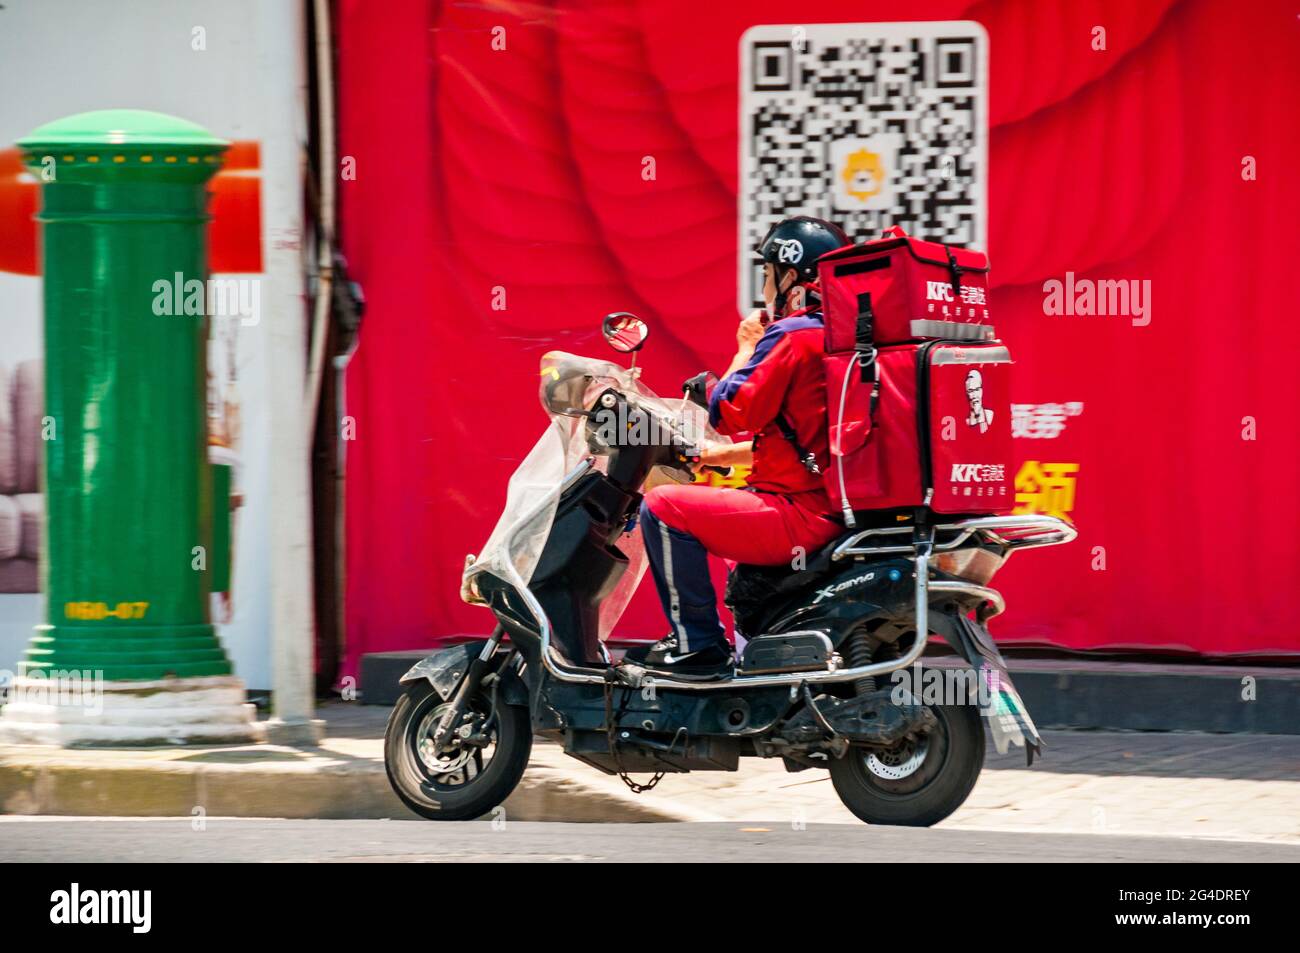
[3,816,1296,862]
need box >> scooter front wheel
[384,680,532,821]
[828,704,984,827]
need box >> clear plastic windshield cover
[470,352,726,640]
[472,419,573,589]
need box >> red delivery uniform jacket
[638,310,842,571]
[708,310,831,497]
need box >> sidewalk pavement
[2,701,1297,842]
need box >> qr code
[740,22,988,308]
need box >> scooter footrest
[738,630,834,675]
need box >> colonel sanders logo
[965,369,994,432]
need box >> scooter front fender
[399,640,528,706]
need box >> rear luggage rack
[832,514,1076,560]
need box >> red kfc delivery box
[818,225,993,352]
[823,341,1013,526]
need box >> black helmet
[755,215,851,284]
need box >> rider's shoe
[622,635,733,676]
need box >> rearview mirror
[601,312,649,354]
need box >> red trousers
[643,484,843,566]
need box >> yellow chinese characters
[1013,461,1079,521]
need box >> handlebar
[585,387,709,490]
[681,370,718,410]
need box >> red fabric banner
[336,0,1300,678]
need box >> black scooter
[383,314,1074,826]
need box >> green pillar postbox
[17,109,235,682]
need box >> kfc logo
[926,280,954,302]
[927,281,987,306]
[951,463,1006,483]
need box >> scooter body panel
[744,556,922,651]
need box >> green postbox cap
[18,109,228,184]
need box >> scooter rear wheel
[384,680,532,821]
[828,704,984,827]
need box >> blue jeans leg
[639,500,725,653]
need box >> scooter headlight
[460,554,486,605]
